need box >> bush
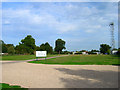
[52,51,58,54]
[117,48,120,56]
[7,46,15,55]
[75,52,82,54]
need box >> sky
[2,2,118,51]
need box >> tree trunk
[59,51,60,54]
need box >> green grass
[0,83,28,89]
[1,54,59,60]
[28,55,119,65]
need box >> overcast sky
[2,2,118,51]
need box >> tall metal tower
[109,22,115,50]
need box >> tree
[0,40,4,44]
[55,39,66,54]
[0,40,15,53]
[15,44,27,54]
[39,42,53,54]
[88,50,99,54]
[36,46,40,51]
[39,44,45,51]
[44,42,53,54]
[15,45,21,54]
[79,50,87,52]
[15,35,36,54]
[7,46,15,55]
[62,50,70,54]
[117,48,120,55]
[0,40,7,53]
[90,50,99,52]
[6,44,14,48]
[100,44,111,54]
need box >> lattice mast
[109,22,115,50]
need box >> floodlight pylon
[109,22,115,51]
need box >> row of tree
[1,35,66,55]
[1,35,120,55]
[36,42,53,54]
[0,40,15,54]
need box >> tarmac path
[1,56,119,88]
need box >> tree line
[0,35,66,55]
[0,35,120,55]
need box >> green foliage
[55,39,66,54]
[15,45,22,54]
[112,48,118,50]
[7,46,15,55]
[90,49,99,52]
[79,50,87,52]
[2,44,8,53]
[100,44,111,54]
[62,51,70,54]
[0,40,4,44]
[39,44,45,51]
[36,46,40,51]
[15,35,36,54]
[117,48,120,55]
[88,49,99,54]
[52,51,59,54]
[0,40,7,53]
[6,44,14,48]
[0,40,15,54]
[38,42,53,54]
[74,52,82,54]
[44,42,53,54]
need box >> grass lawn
[28,55,119,65]
[1,54,60,60]
[0,83,28,89]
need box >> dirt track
[2,61,119,88]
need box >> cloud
[2,2,118,50]
[2,2,117,33]
[2,7,79,33]
[3,20,10,25]
[85,30,95,33]
[2,0,119,2]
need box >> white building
[73,52,77,55]
[93,52,100,55]
[112,50,117,55]
[82,52,87,55]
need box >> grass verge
[0,83,28,89]
[2,54,60,60]
[28,55,119,65]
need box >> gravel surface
[2,61,119,88]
